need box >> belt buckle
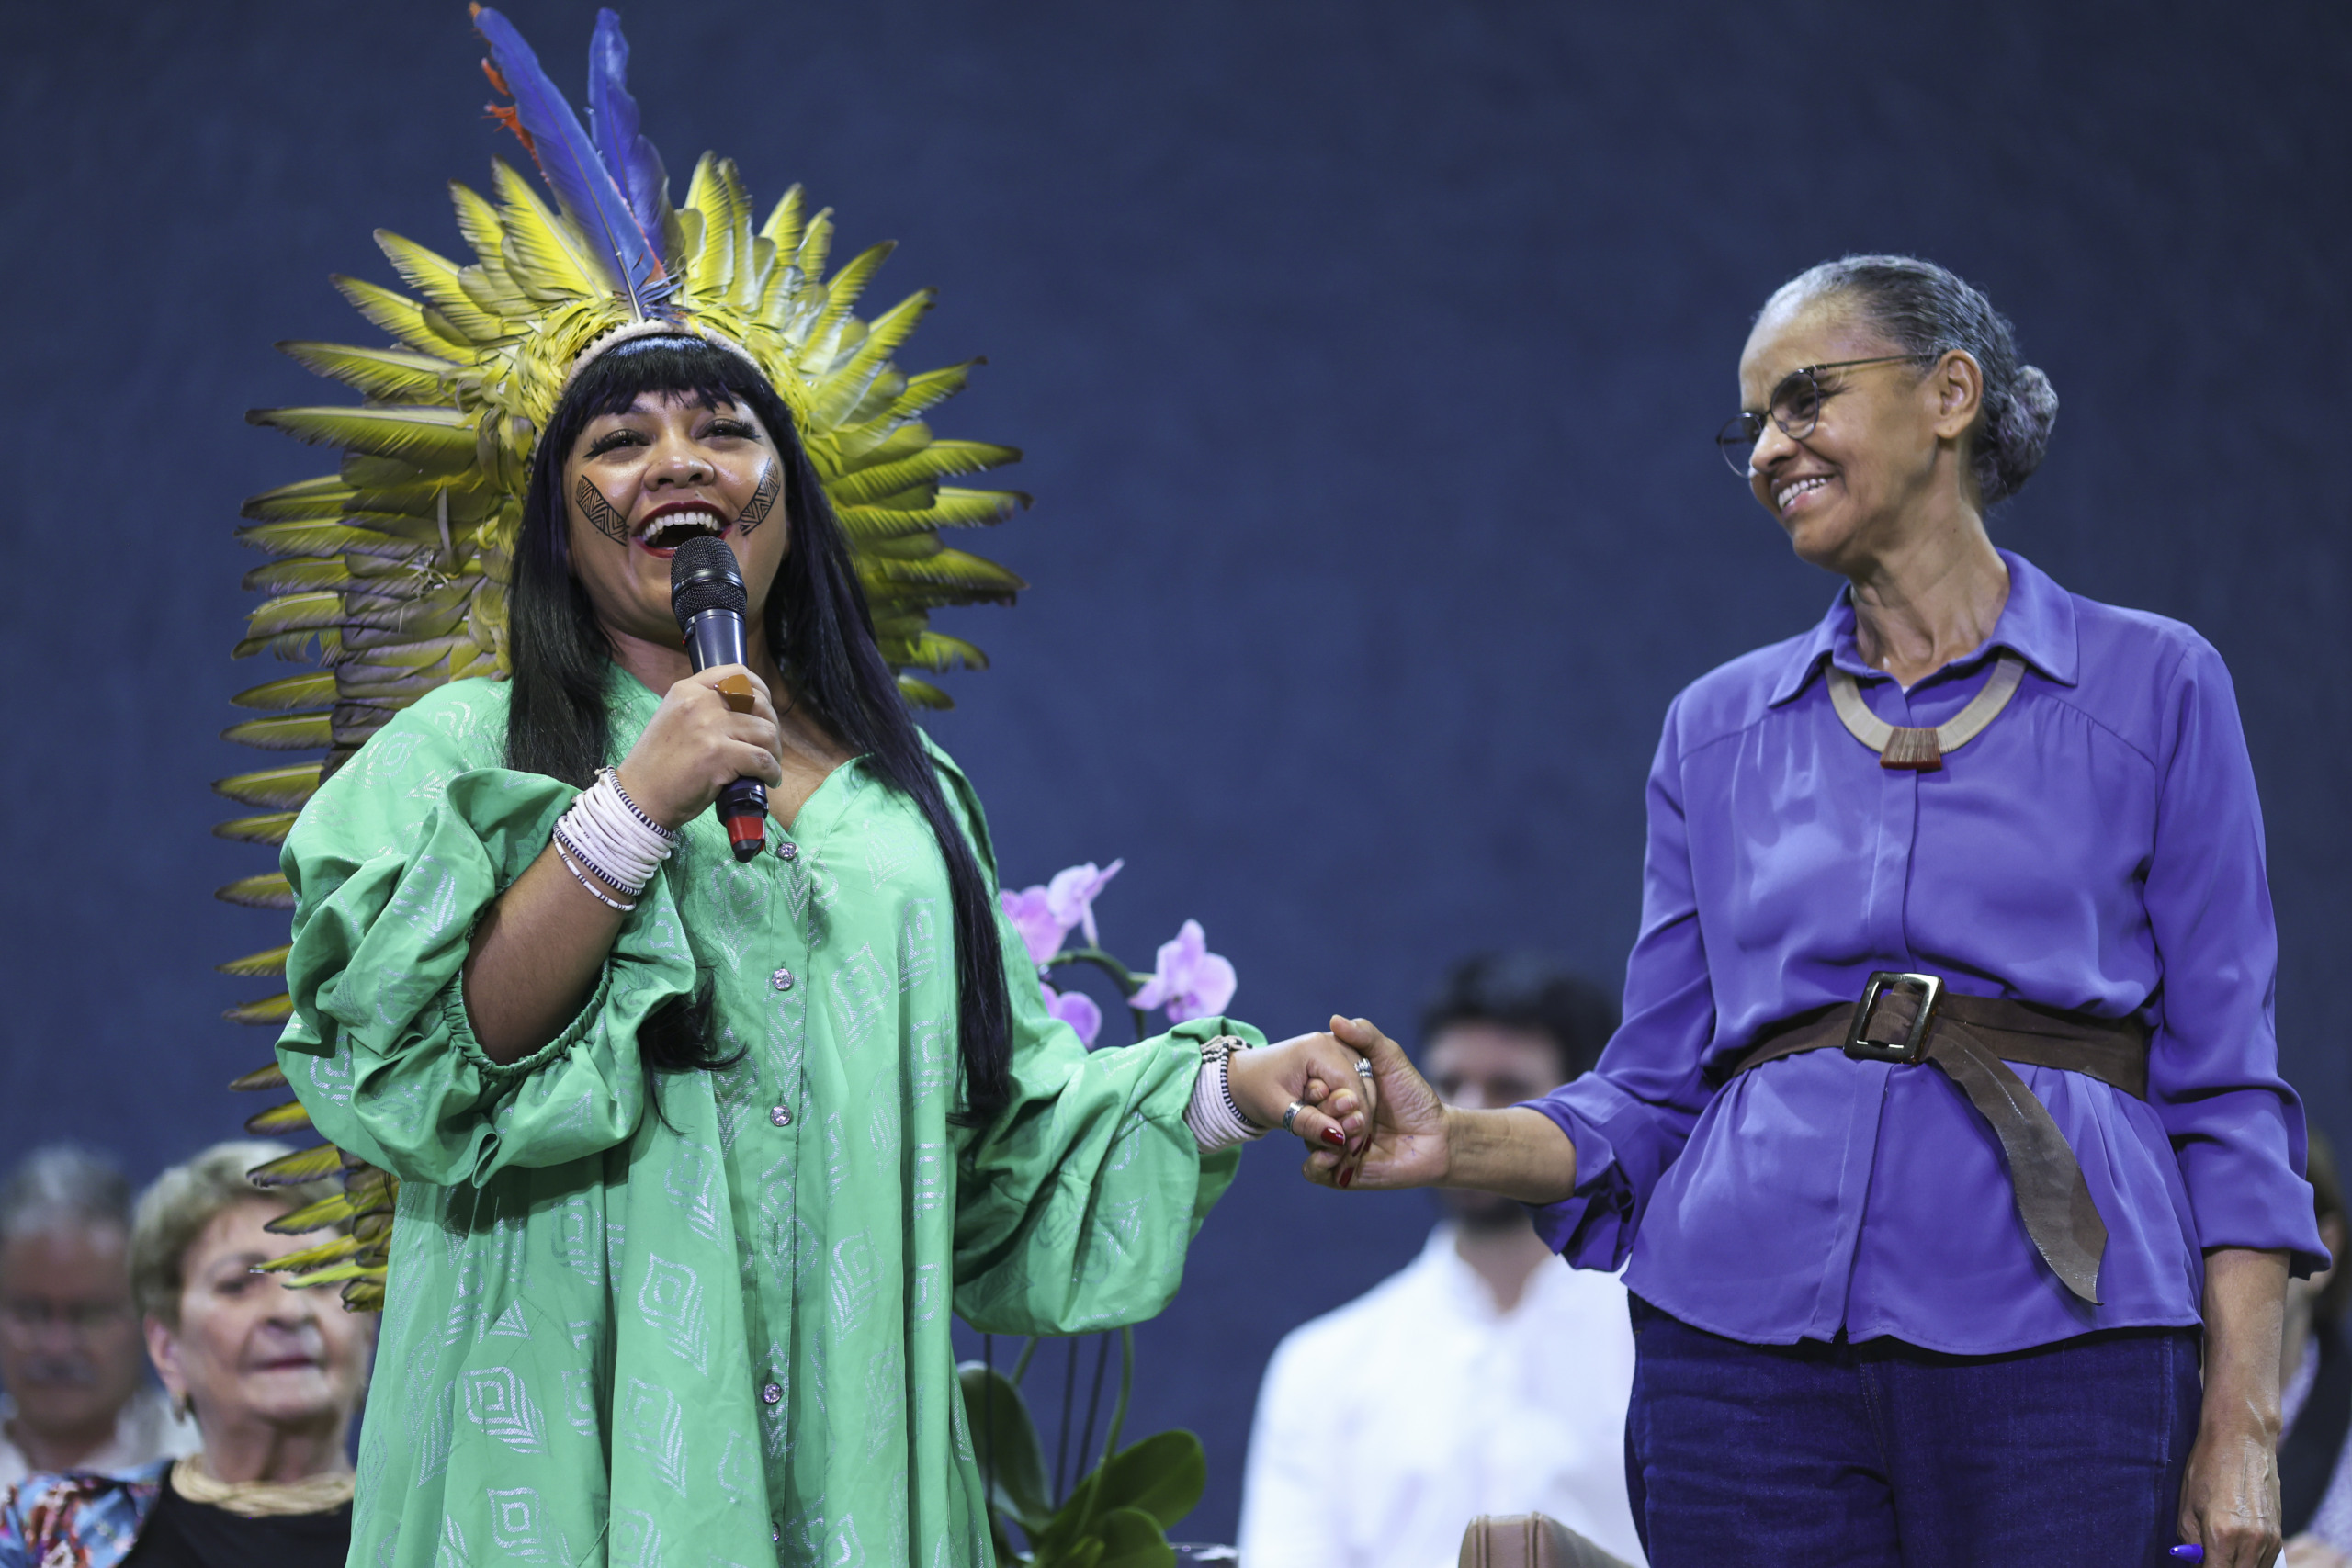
[1845,971,1941,1063]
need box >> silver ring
[1281,1100,1306,1134]
[1353,1059,1374,1079]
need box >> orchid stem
[1045,947,1141,994]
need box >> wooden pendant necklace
[1826,653,2025,772]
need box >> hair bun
[1984,362,2059,504]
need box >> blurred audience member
[0,1140,372,1568]
[1239,954,1644,1567]
[0,1147,195,1486]
[2283,1134,2352,1566]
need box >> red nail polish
[1340,1168,1354,1188]
[1322,1126,1346,1147]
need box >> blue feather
[470,5,670,316]
[586,10,670,250]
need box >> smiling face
[143,1200,372,1438]
[1736,289,1981,575]
[561,389,789,651]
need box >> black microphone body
[669,536,768,861]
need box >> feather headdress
[220,7,1029,1308]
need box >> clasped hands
[1236,1015,1480,1191]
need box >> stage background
[4,0,2347,1543]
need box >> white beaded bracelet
[1184,1036,1269,1153]
[552,770,678,902]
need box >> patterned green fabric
[276,673,1245,1568]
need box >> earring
[174,1392,193,1423]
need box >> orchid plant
[1001,861,1238,1047]
[975,862,1242,1564]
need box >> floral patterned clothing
[0,1461,164,1568]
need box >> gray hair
[0,1145,133,1248]
[129,1142,338,1327]
[1773,254,2059,507]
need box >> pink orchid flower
[1045,860,1124,948]
[1128,919,1238,1024]
[999,886,1064,967]
[1040,982,1103,1048]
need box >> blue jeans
[1624,1296,2202,1567]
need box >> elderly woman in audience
[0,1141,372,1568]
[0,1146,197,1485]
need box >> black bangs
[550,335,770,450]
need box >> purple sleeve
[1522,697,1721,1269]
[2143,636,2327,1272]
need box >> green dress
[276,673,1247,1568]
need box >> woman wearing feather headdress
[232,11,1377,1564]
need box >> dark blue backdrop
[4,0,2346,1541]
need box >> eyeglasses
[1713,355,1928,476]
[0,1298,131,1336]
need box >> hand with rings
[1227,1023,1381,1170]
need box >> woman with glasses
[1318,255,2321,1568]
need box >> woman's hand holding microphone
[612,664,786,830]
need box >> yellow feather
[246,406,479,474]
[277,341,456,403]
[219,946,292,980]
[211,812,299,845]
[232,671,338,710]
[758,184,807,257]
[331,275,468,355]
[374,231,506,342]
[491,161,597,299]
[242,558,348,594]
[828,440,1023,506]
[215,873,294,909]
[247,1144,346,1186]
[243,1099,313,1135]
[213,763,322,809]
[266,1192,358,1235]
[230,1061,290,1093]
[448,178,505,259]
[235,521,410,560]
[242,474,356,523]
[807,288,933,429]
[242,591,344,641]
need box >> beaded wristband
[553,842,637,912]
[1184,1036,1269,1152]
[597,767,679,844]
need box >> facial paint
[736,462,780,536]
[575,476,629,545]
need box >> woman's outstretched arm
[1298,1015,1577,1202]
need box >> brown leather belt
[1727,972,2149,1305]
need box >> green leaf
[1092,1507,1176,1568]
[1093,1431,1205,1530]
[957,1360,1054,1534]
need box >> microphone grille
[669,536,748,627]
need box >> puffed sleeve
[2143,636,2327,1272]
[1520,694,1719,1269]
[275,688,700,1189]
[924,748,1245,1335]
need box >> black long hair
[506,335,1012,1118]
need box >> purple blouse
[1527,551,2324,1354]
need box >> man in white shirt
[1238,955,1644,1568]
[0,1145,198,1487]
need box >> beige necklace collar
[1825,653,2025,772]
[171,1455,355,1518]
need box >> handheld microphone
[669,536,768,862]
